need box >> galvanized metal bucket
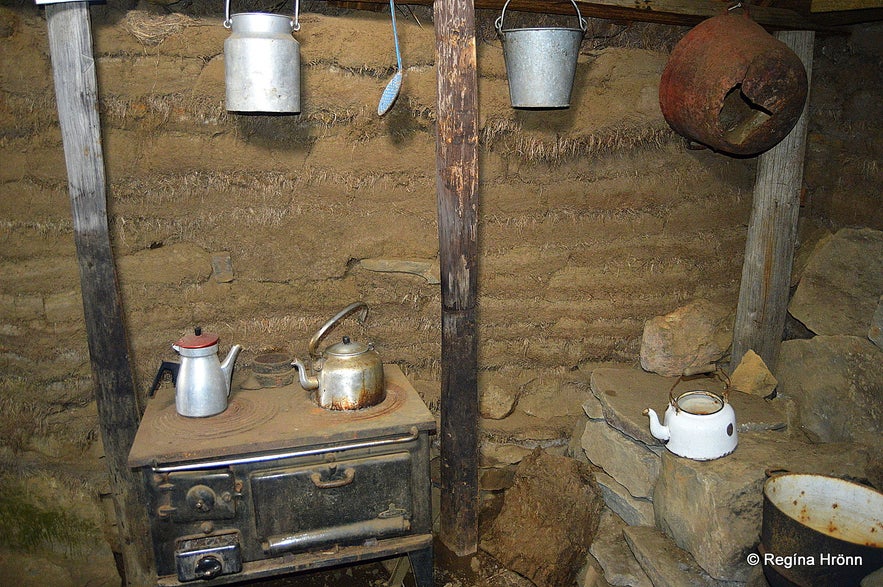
[495,0,586,109]
[224,0,301,113]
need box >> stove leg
[408,546,434,587]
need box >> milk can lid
[175,327,219,349]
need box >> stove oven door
[251,450,415,556]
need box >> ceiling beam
[812,0,883,11]
[331,0,883,29]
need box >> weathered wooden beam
[434,0,481,557]
[44,3,154,585]
[812,0,883,11]
[328,0,883,29]
[731,29,815,372]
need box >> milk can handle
[495,0,587,33]
[224,0,301,31]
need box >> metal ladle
[377,0,402,116]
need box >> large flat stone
[622,525,743,587]
[789,227,883,336]
[594,471,655,527]
[582,418,661,499]
[578,558,613,587]
[776,335,883,447]
[568,415,590,464]
[519,376,590,419]
[653,431,871,582]
[590,367,787,447]
[589,510,652,587]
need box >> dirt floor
[1,0,881,585]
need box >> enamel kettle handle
[308,301,369,360]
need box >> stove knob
[186,485,216,514]
[194,555,223,579]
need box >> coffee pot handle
[148,360,180,398]
[308,302,369,360]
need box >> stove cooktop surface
[128,364,435,468]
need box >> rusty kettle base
[659,13,808,156]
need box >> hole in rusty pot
[720,84,773,146]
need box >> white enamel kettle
[643,364,737,461]
[172,328,242,417]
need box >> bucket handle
[224,0,301,31]
[495,0,587,34]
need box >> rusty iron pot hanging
[659,13,808,156]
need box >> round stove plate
[153,395,279,439]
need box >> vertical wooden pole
[434,0,480,557]
[731,30,815,371]
[44,3,154,585]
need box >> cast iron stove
[128,364,436,586]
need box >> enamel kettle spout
[291,357,319,390]
[221,345,243,396]
[643,408,671,442]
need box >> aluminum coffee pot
[173,328,242,417]
[292,302,385,410]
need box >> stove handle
[151,426,420,473]
[310,467,355,489]
[262,515,410,556]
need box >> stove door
[251,451,414,555]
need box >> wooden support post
[44,3,154,584]
[731,30,815,372]
[434,0,480,557]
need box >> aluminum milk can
[224,0,301,113]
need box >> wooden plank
[730,30,815,372]
[318,0,882,29]
[44,3,154,585]
[812,0,883,11]
[434,0,481,557]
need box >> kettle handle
[308,302,369,360]
[668,364,733,409]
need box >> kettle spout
[642,408,670,442]
[220,344,242,396]
[292,358,319,390]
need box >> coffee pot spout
[291,357,319,390]
[220,344,243,396]
[643,408,671,442]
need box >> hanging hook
[727,1,751,16]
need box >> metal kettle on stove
[292,302,385,410]
[172,328,242,418]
